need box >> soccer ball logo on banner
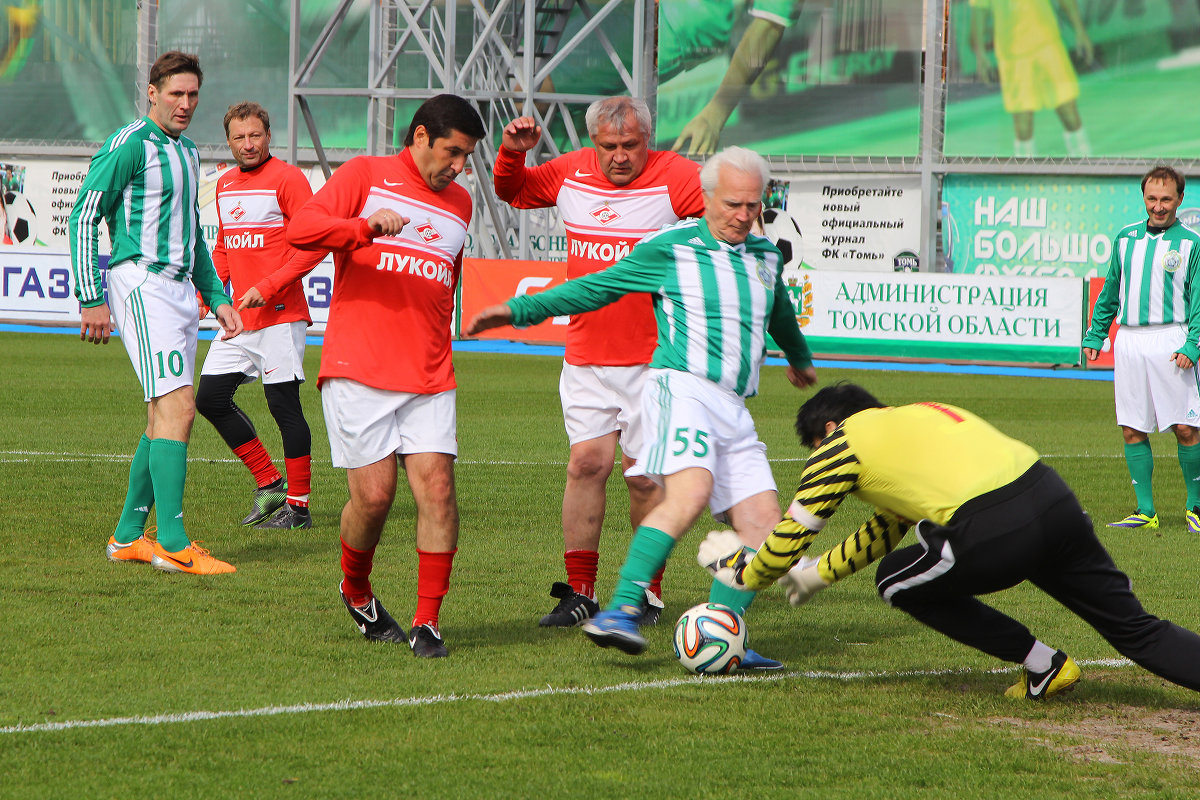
[3,191,38,245]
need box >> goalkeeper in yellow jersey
[970,0,1093,157]
[701,383,1200,699]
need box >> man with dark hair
[1083,165,1200,533]
[703,382,1200,700]
[288,94,485,658]
[195,101,326,530]
[70,50,243,575]
[493,96,704,628]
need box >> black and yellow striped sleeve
[816,512,909,583]
[742,429,860,590]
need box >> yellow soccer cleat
[1006,650,1080,700]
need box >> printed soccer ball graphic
[761,207,804,276]
[3,191,38,245]
[673,602,747,674]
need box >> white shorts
[321,377,458,469]
[1114,324,1200,432]
[107,264,199,401]
[628,368,776,515]
[200,321,307,385]
[559,362,648,458]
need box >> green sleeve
[68,141,139,306]
[766,274,813,369]
[1081,238,1122,350]
[1179,241,1200,363]
[507,241,667,326]
[190,225,232,309]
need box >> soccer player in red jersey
[196,101,326,530]
[288,94,485,658]
[493,97,705,628]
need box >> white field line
[1,658,1133,736]
[0,449,1132,466]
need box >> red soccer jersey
[212,156,325,331]
[288,149,470,394]
[494,146,704,366]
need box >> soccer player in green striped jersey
[467,146,818,666]
[69,51,243,575]
[1083,166,1200,534]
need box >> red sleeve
[669,156,705,219]
[492,146,569,209]
[287,157,378,252]
[256,167,329,300]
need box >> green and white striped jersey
[508,216,813,398]
[69,116,228,309]
[1084,219,1200,362]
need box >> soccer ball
[3,191,38,245]
[673,602,747,674]
[761,207,804,274]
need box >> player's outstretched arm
[465,304,515,335]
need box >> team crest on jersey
[754,256,774,287]
[230,202,246,222]
[590,205,621,225]
[415,220,443,244]
[1162,250,1183,272]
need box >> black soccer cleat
[254,503,312,530]
[241,478,288,526]
[409,623,449,658]
[340,582,407,643]
[639,589,665,626]
[538,581,600,627]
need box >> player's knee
[566,448,614,483]
[624,473,658,498]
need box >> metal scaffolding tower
[286,0,654,260]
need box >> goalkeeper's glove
[777,557,831,606]
[697,529,752,589]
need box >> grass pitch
[2,331,1200,798]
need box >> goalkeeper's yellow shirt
[741,402,1040,590]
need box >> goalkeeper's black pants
[875,461,1200,692]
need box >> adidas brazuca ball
[673,602,747,674]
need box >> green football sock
[1124,440,1155,515]
[113,434,154,544]
[149,438,190,552]
[708,574,758,618]
[1178,442,1200,510]
[608,526,676,611]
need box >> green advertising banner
[945,0,1200,158]
[940,174,1166,279]
[768,269,1085,364]
[656,0,923,157]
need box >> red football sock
[284,455,311,507]
[564,549,600,600]
[648,564,665,601]
[412,548,457,628]
[340,538,376,606]
[233,439,281,488]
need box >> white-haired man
[471,146,817,667]
[494,97,705,627]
